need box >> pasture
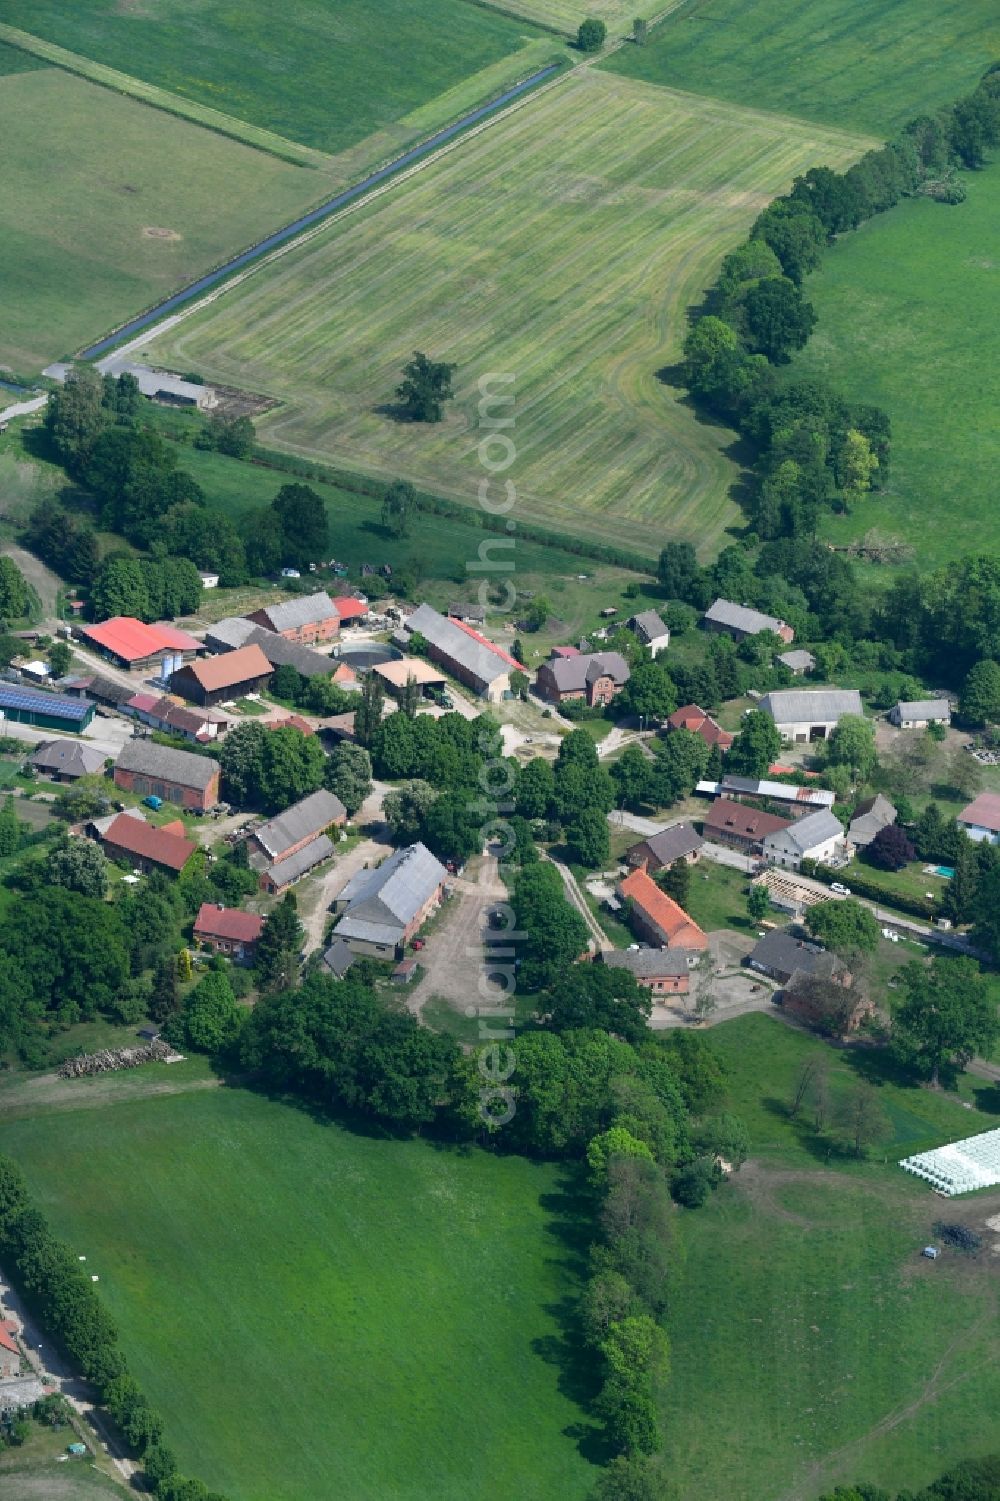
[791,159,1000,570]
[652,1015,1000,1500]
[141,71,870,559]
[1,1087,594,1501]
[605,0,1000,135]
[0,69,327,372]
[477,0,663,40]
[0,0,543,156]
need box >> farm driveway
[1,541,61,620]
[408,856,507,1017]
[296,778,394,952]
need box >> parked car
[830,882,851,896]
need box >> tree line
[680,65,1000,543]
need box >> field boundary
[0,22,331,168]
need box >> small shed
[392,957,419,985]
[922,1246,939,1260]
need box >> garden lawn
[0,0,542,155]
[648,1013,1000,1499]
[604,0,1000,135]
[1,1087,593,1501]
[791,158,1000,570]
[140,71,870,560]
[682,858,753,934]
[0,70,328,372]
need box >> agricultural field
[790,159,1000,570]
[478,0,662,40]
[0,0,544,156]
[0,68,330,372]
[652,1014,1000,1500]
[605,0,1000,135]
[141,70,871,559]
[1,1087,594,1501]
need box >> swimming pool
[934,865,955,879]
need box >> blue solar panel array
[0,684,93,721]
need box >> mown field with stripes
[144,71,871,558]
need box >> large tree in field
[395,351,456,423]
[891,956,999,1085]
[271,483,328,566]
[576,16,607,50]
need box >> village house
[28,739,107,781]
[701,598,794,645]
[848,793,897,848]
[956,791,1000,845]
[664,704,734,751]
[0,683,96,734]
[626,823,703,873]
[744,928,847,987]
[535,650,630,708]
[702,797,791,856]
[247,788,346,893]
[193,903,264,962]
[125,693,226,744]
[114,739,221,812]
[247,592,342,645]
[759,688,864,743]
[170,644,273,708]
[203,618,344,679]
[404,603,518,702]
[617,867,707,950]
[371,657,447,699]
[777,649,816,675]
[625,610,671,658]
[99,812,196,874]
[332,841,449,958]
[599,946,695,996]
[762,808,846,869]
[77,617,202,675]
[0,1322,21,1380]
[888,698,951,729]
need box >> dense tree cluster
[817,1453,1000,1500]
[218,720,326,813]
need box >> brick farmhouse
[114,740,220,812]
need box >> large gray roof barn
[759,688,863,736]
[115,738,219,792]
[333,842,448,952]
[703,598,793,643]
[250,789,346,862]
[204,618,341,677]
[404,604,516,699]
[251,592,339,635]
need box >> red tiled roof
[617,868,707,949]
[181,644,272,693]
[958,791,1000,835]
[0,1322,18,1355]
[703,797,791,842]
[194,903,265,944]
[333,596,367,622]
[102,813,195,871]
[267,714,315,735]
[126,693,160,713]
[667,704,734,749]
[80,617,200,662]
[332,663,356,685]
[551,646,581,658]
[450,617,521,670]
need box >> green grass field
[141,71,870,558]
[788,159,1000,570]
[477,0,661,40]
[0,0,543,155]
[605,0,1000,135]
[1,1087,593,1501]
[651,1015,1000,1500]
[0,69,330,371]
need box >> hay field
[477,0,663,40]
[143,72,870,558]
[0,68,330,371]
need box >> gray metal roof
[759,689,863,725]
[116,737,219,791]
[541,651,630,693]
[602,947,692,977]
[778,650,816,671]
[405,604,513,687]
[764,808,845,853]
[719,775,835,809]
[704,598,785,636]
[895,699,951,719]
[253,789,346,860]
[264,833,336,888]
[206,618,338,677]
[257,592,338,634]
[633,824,703,865]
[29,739,107,777]
[627,610,669,643]
[322,936,356,978]
[334,841,447,945]
[747,928,841,980]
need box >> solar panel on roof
[0,685,91,719]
